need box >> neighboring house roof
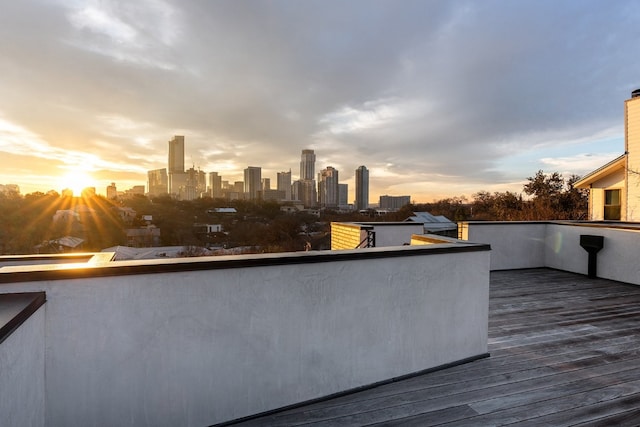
[404,211,457,232]
[208,207,237,214]
[56,236,85,248]
[574,154,626,188]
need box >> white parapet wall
[0,303,45,427]
[0,244,490,426]
[460,221,548,270]
[331,222,425,250]
[462,221,640,286]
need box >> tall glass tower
[168,135,185,173]
[299,149,317,207]
[318,166,339,208]
[277,170,292,200]
[168,135,185,196]
[244,166,262,200]
[355,165,369,211]
[300,149,315,181]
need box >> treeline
[0,170,587,255]
[383,171,588,222]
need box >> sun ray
[57,170,95,196]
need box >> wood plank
[225,269,640,427]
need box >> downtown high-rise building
[244,166,262,200]
[300,149,315,180]
[209,172,222,199]
[318,166,339,208]
[355,165,369,211]
[168,135,185,173]
[183,167,206,201]
[299,149,317,207]
[379,195,411,210]
[338,183,348,208]
[277,170,292,201]
[262,178,271,191]
[148,168,168,197]
[168,135,186,196]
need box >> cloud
[0,0,639,201]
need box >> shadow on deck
[225,268,640,426]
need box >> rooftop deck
[229,268,640,426]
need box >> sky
[1,0,639,203]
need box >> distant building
[126,226,161,247]
[244,167,262,200]
[262,178,271,191]
[124,186,145,197]
[299,179,317,208]
[338,183,349,209]
[300,149,315,180]
[148,168,168,197]
[106,182,117,200]
[261,189,286,201]
[355,165,369,211]
[168,135,185,174]
[277,170,292,201]
[209,172,222,199]
[379,195,411,210]
[318,166,339,208]
[168,135,185,196]
[299,150,317,208]
[182,167,206,201]
[115,207,136,224]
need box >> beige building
[575,89,640,220]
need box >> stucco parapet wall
[0,252,114,267]
[0,244,490,285]
[351,222,427,227]
[411,234,463,244]
[462,220,640,231]
[330,222,374,230]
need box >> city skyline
[1,1,639,202]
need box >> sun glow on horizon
[57,170,95,196]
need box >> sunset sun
[58,170,95,196]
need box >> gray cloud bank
[1,0,638,200]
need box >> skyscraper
[318,166,339,208]
[338,183,348,208]
[300,179,317,208]
[277,170,292,201]
[355,165,369,211]
[147,168,168,197]
[209,172,222,199]
[183,167,206,201]
[168,135,185,173]
[168,136,186,196]
[300,149,315,180]
[262,178,271,191]
[300,149,317,207]
[244,166,262,200]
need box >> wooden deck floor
[228,268,640,426]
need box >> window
[604,189,621,220]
